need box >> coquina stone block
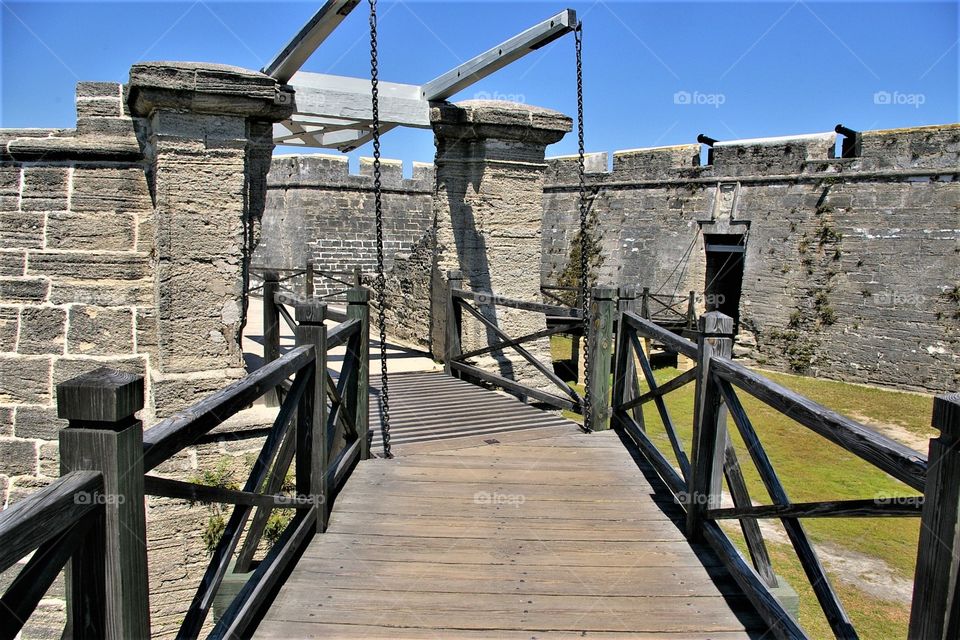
[67,305,134,355]
[45,211,135,250]
[20,167,68,212]
[0,251,25,276]
[0,307,17,351]
[0,211,44,249]
[0,438,37,477]
[0,355,50,404]
[17,307,65,355]
[13,405,67,441]
[0,277,48,303]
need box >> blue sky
[2,1,957,171]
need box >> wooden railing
[448,273,623,429]
[612,307,958,639]
[639,287,697,333]
[0,292,370,639]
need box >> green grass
[549,336,934,639]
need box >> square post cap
[57,367,144,423]
[295,301,327,324]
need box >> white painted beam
[421,9,577,101]
[263,0,362,83]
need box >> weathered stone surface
[135,306,158,358]
[128,61,294,121]
[0,438,37,476]
[27,251,148,280]
[0,166,20,211]
[0,211,44,248]
[6,136,142,162]
[67,306,134,355]
[71,166,151,213]
[14,405,67,440]
[6,475,51,506]
[17,307,66,355]
[49,279,152,306]
[76,81,121,99]
[38,440,58,477]
[0,277,48,303]
[0,407,12,436]
[76,97,122,118]
[0,355,50,403]
[45,211,135,250]
[150,369,245,417]
[20,167,68,212]
[0,307,17,351]
[0,250,26,275]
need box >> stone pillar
[430,100,571,387]
[127,62,293,415]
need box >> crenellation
[613,144,701,179]
[710,132,836,175]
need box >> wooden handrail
[142,345,315,472]
[0,470,103,573]
[452,288,582,318]
[621,311,698,357]
[709,356,928,492]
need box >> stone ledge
[128,61,294,121]
[431,100,572,145]
[5,134,143,162]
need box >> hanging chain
[369,0,391,457]
[575,22,592,434]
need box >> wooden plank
[452,288,581,318]
[619,367,696,412]
[143,473,312,509]
[458,299,582,404]
[141,346,314,472]
[451,361,576,410]
[622,311,698,357]
[710,497,923,520]
[587,286,616,429]
[0,470,102,573]
[711,355,927,492]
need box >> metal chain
[575,22,592,434]
[369,0,392,457]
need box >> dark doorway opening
[704,233,746,330]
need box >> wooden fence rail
[611,307,956,640]
[0,287,371,640]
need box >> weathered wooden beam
[586,286,616,430]
[421,9,577,100]
[296,300,328,532]
[58,368,151,640]
[263,0,362,82]
[142,346,314,472]
[453,288,581,318]
[0,470,102,574]
[346,287,370,459]
[687,312,733,540]
[444,271,464,377]
[621,311,698,357]
[143,474,312,510]
[710,497,923,520]
[450,361,577,411]
[711,355,928,492]
[909,393,960,640]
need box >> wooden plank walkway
[256,377,769,638]
[368,371,575,450]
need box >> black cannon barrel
[697,134,718,146]
[835,124,859,138]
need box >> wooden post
[346,287,371,460]
[304,262,315,298]
[687,311,734,540]
[353,266,363,289]
[587,286,616,430]
[295,301,328,532]
[640,287,651,319]
[262,270,281,408]
[613,286,641,428]
[909,393,960,640]
[444,270,464,377]
[57,368,150,640]
[686,290,697,330]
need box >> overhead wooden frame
[264,2,577,151]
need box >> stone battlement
[269,154,434,192]
[545,123,960,184]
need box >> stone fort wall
[258,123,959,392]
[542,124,959,393]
